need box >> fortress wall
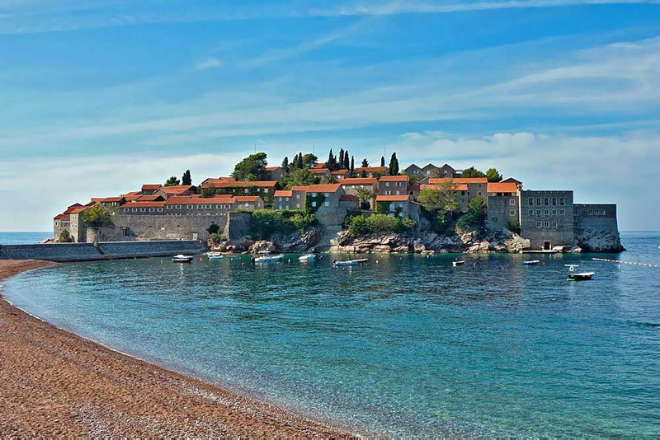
[574,204,623,252]
[101,214,228,242]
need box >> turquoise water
[0,232,51,244]
[3,232,660,437]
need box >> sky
[0,0,659,232]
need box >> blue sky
[1,0,659,231]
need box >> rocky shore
[0,260,353,437]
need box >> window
[278,197,282,202]
[536,222,541,228]
[396,191,400,195]
[529,198,534,206]
[140,208,146,212]
[536,210,541,216]
[296,203,300,209]
[544,198,549,206]
[509,199,515,206]
[386,191,392,195]
[560,209,565,215]
[536,197,541,205]
[149,208,155,212]
[296,194,300,199]
[544,210,549,216]
[552,197,557,206]
[552,221,557,227]
[132,208,137,212]
[529,210,534,216]
[157,208,163,212]
[285,205,289,210]
[493,217,498,222]
[386,182,390,187]
[559,198,565,206]
[552,210,557,216]
[544,221,550,228]
[312,201,317,207]
[285,197,289,202]
[311,193,317,197]
[324,193,330,197]
[510,210,516,216]
[264,188,269,194]
[324,201,330,207]
[244,188,248,194]
[588,209,593,215]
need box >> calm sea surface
[3,232,660,437]
[0,232,51,244]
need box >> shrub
[249,210,316,239]
[347,214,416,235]
[207,222,220,234]
[82,204,113,227]
[209,233,226,244]
[348,215,369,235]
[456,196,487,233]
[59,230,74,243]
[508,219,521,234]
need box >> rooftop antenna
[254,142,257,153]
[313,142,315,155]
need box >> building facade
[519,190,575,250]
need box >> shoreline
[0,259,355,437]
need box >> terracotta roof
[68,206,89,214]
[158,185,194,194]
[428,177,487,184]
[123,191,142,201]
[339,194,356,202]
[94,196,124,203]
[309,168,331,174]
[376,195,411,202]
[291,186,309,192]
[421,184,468,191]
[67,203,83,209]
[355,166,387,173]
[235,196,261,203]
[203,180,277,189]
[379,175,409,182]
[502,177,522,184]
[487,182,519,194]
[131,195,164,202]
[331,169,349,175]
[340,178,376,185]
[53,213,67,220]
[141,184,162,191]
[122,202,166,209]
[265,166,280,172]
[164,196,234,206]
[312,163,325,169]
[305,184,342,193]
[274,190,293,197]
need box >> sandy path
[0,259,354,438]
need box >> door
[543,241,551,250]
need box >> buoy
[200,257,203,262]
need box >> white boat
[208,253,224,260]
[299,254,316,262]
[566,264,594,281]
[522,260,540,266]
[254,254,283,263]
[172,254,193,263]
[333,259,368,266]
[452,260,465,267]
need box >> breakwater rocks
[329,230,532,254]
[0,241,205,262]
[210,228,325,254]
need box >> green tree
[207,222,221,234]
[302,153,318,168]
[380,156,385,167]
[417,182,460,214]
[456,196,488,232]
[486,168,502,182]
[82,205,114,227]
[344,151,349,170]
[388,152,399,175]
[282,168,316,189]
[200,186,217,198]
[59,229,74,243]
[361,158,369,168]
[324,149,338,170]
[338,148,345,169]
[232,152,268,181]
[319,175,334,184]
[281,156,289,172]
[461,166,486,178]
[508,219,521,234]
[350,156,355,176]
[355,187,374,210]
[181,170,192,186]
[164,176,180,187]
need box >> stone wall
[574,204,623,252]
[520,190,575,249]
[487,195,519,231]
[99,214,229,242]
[224,211,251,241]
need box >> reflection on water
[4,232,660,437]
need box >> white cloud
[195,58,222,70]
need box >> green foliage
[200,186,217,198]
[249,210,316,239]
[302,153,318,169]
[344,151,349,170]
[388,152,399,175]
[347,214,416,235]
[460,166,486,178]
[417,183,460,214]
[181,170,192,186]
[361,158,369,168]
[305,193,326,213]
[432,214,452,235]
[456,196,488,233]
[486,168,502,182]
[338,148,345,169]
[319,175,334,184]
[355,187,374,210]
[207,222,221,234]
[82,205,114,227]
[380,156,385,167]
[508,219,521,234]
[402,172,422,185]
[281,168,316,189]
[324,149,339,171]
[164,176,180,187]
[350,156,355,176]
[208,233,226,244]
[375,201,388,214]
[232,152,268,181]
[372,171,384,180]
[281,156,289,171]
[59,229,74,243]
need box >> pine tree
[388,152,399,175]
[380,156,385,167]
[344,151,349,170]
[325,149,337,170]
[338,148,345,169]
[281,156,289,171]
[361,158,369,168]
[181,170,192,186]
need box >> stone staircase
[315,225,344,252]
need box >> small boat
[172,254,193,263]
[452,260,465,267]
[566,264,595,281]
[299,254,316,262]
[208,253,224,261]
[522,260,540,266]
[254,254,283,263]
[333,259,368,267]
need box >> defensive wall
[0,240,205,262]
[87,214,228,242]
[574,203,623,252]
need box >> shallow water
[4,232,660,437]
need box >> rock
[393,245,410,253]
[372,245,392,254]
[250,240,276,254]
[575,228,624,253]
[413,241,426,253]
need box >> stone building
[573,204,623,252]
[404,163,456,178]
[519,190,575,250]
[486,182,520,231]
[273,190,294,210]
[420,177,488,204]
[202,180,278,205]
[378,175,409,196]
[154,185,196,200]
[141,184,162,195]
[265,166,286,181]
[420,183,470,211]
[354,166,388,178]
[339,178,377,209]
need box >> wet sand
[0,260,354,438]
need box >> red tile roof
[53,213,67,220]
[487,182,519,194]
[312,163,326,169]
[158,185,194,194]
[355,166,387,173]
[203,180,277,189]
[379,175,409,182]
[305,184,342,193]
[164,196,234,206]
[428,177,487,184]
[291,186,309,192]
[131,195,164,202]
[122,202,166,209]
[235,196,261,203]
[340,178,376,185]
[376,195,411,202]
[309,168,331,174]
[331,169,349,175]
[265,166,280,171]
[141,184,162,191]
[421,183,469,191]
[274,190,293,197]
[68,206,89,214]
[93,196,124,203]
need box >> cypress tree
[282,156,289,172]
[361,158,369,168]
[344,151,349,170]
[350,156,355,176]
[388,152,399,175]
[182,170,192,186]
[338,148,345,169]
[326,149,336,170]
[380,156,385,167]
[297,152,304,169]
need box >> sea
[0,232,52,245]
[2,231,660,437]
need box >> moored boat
[172,254,193,263]
[208,253,224,260]
[566,264,595,281]
[254,254,283,263]
[522,260,540,266]
[333,259,368,267]
[452,260,465,267]
[299,254,316,262]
